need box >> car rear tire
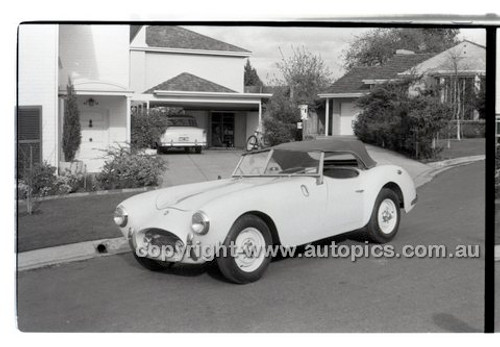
[217,215,272,284]
[133,253,172,271]
[364,188,401,243]
[195,146,202,154]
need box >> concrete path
[160,145,432,187]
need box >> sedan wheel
[217,215,272,284]
[364,188,401,243]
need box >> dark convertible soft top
[273,138,377,169]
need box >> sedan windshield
[233,149,321,177]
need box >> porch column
[324,98,330,136]
[258,100,262,130]
[146,100,150,110]
[126,96,131,144]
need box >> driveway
[159,145,431,187]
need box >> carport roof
[144,73,237,94]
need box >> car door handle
[301,185,310,197]
[355,189,364,193]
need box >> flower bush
[96,145,167,190]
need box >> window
[17,106,42,175]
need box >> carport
[131,91,272,148]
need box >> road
[17,162,485,332]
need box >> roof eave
[318,92,366,99]
[130,46,251,57]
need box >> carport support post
[258,100,262,130]
[126,96,131,144]
[325,98,330,136]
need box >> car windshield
[233,149,321,177]
[167,117,198,127]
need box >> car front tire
[217,215,272,284]
[195,146,202,154]
[364,188,401,243]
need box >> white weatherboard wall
[59,25,130,90]
[130,51,245,94]
[18,24,59,167]
[246,112,259,140]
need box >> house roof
[145,26,250,53]
[399,41,486,76]
[323,53,434,94]
[144,72,237,94]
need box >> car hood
[155,177,279,211]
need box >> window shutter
[17,107,42,174]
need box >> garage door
[340,102,359,136]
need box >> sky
[187,26,486,85]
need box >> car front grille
[143,229,182,249]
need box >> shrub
[262,116,297,146]
[62,79,82,161]
[262,88,301,146]
[354,83,453,159]
[131,107,183,150]
[445,120,485,139]
[19,161,58,198]
[96,146,167,190]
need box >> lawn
[17,191,140,252]
[434,138,485,161]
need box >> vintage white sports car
[156,115,207,154]
[114,139,417,284]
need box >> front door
[211,112,235,147]
[77,110,109,160]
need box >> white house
[18,25,271,173]
[18,24,133,173]
[318,41,486,136]
[129,26,271,148]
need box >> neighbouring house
[18,24,271,173]
[316,41,486,137]
[129,26,271,149]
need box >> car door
[322,170,366,236]
[272,176,328,247]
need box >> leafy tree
[244,59,264,87]
[62,79,81,162]
[343,28,460,70]
[275,46,333,105]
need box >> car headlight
[191,211,210,235]
[114,205,128,227]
